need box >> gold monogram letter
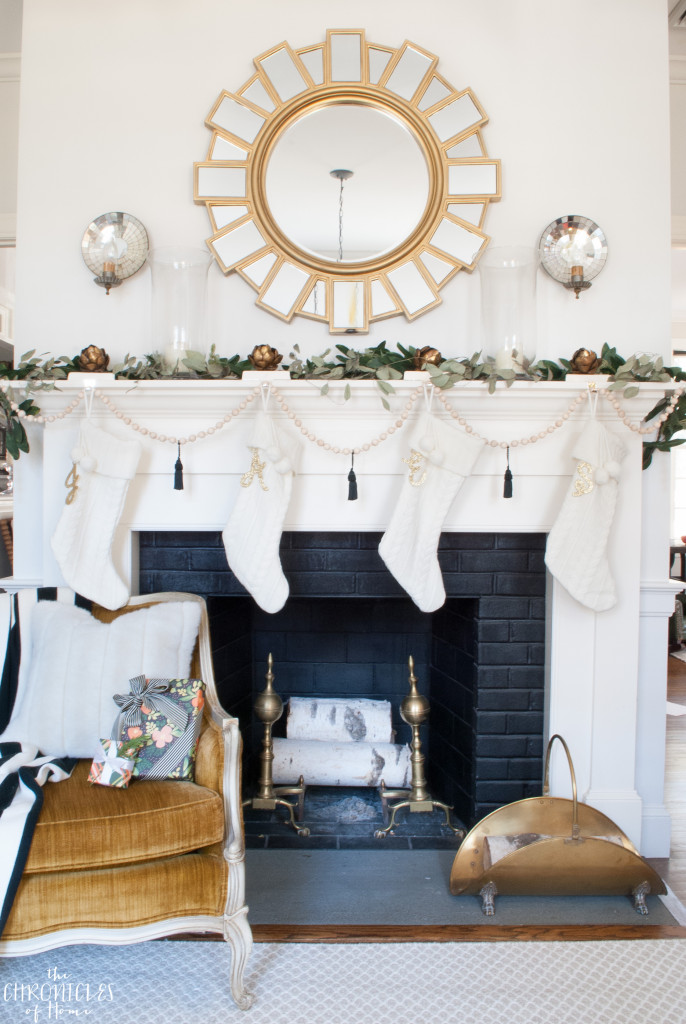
[402,449,427,488]
[572,461,594,497]
[64,464,79,505]
[240,448,269,491]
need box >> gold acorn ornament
[413,346,443,370]
[249,345,283,371]
[78,345,110,372]
[569,347,601,374]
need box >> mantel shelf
[22,374,672,425]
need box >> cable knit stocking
[50,420,142,610]
[379,413,484,613]
[223,410,300,614]
[545,408,626,611]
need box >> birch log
[286,697,393,743]
[272,738,411,788]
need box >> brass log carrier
[449,734,666,915]
[242,653,309,837]
[375,656,464,839]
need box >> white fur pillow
[2,600,202,758]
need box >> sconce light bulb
[570,265,585,300]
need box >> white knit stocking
[223,410,300,614]
[545,409,626,612]
[50,420,142,610]
[379,413,484,613]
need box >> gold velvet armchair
[0,591,253,1011]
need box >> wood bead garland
[600,386,683,434]
[1,379,682,466]
[434,387,587,449]
[267,383,424,456]
[94,387,261,445]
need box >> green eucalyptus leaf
[182,350,209,373]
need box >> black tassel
[174,443,184,491]
[503,446,513,499]
[348,453,358,501]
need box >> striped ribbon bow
[113,675,188,732]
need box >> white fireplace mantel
[10,373,679,856]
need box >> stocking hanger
[423,382,435,413]
[83,386,95,419]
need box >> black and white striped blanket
[0,589,85,938]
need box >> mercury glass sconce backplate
[538,215,608,299]
[81,212,150,294]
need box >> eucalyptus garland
[0,342,683,467]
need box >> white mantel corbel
[9,375,678,855]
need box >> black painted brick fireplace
[139,530,546,825]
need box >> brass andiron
[242,653,309,837]
[375,656,464,839]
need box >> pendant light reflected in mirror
[330,168,363,332]
[330,168,353,262]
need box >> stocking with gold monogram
[545,407,626,612]
[379,413,484,613]
[50,420,142,610]
[223,409,300,614]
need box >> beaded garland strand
[267,383,423,454]
[96,387,261,443]
[434,385,684,449]
[1,379,682,454]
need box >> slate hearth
[139,530,546,843]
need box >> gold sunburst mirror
[194,30,501,334]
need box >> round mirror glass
[265,103,430,265]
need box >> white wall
[0,62,18,241]
[13,0,673,367]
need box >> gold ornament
[78,345,110,373]
[572,461,594,497]
[249,345,283,371]
[240,448,269,491]
[413,346,443,370]
[569,348,600,374]
[64,464,79,504]
[402,449,427,487]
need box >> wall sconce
[538,215,608,299]
[81,212,149,294]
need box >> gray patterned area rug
[2,939,686,1024]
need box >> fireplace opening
[139,530,546,848]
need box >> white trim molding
[0,215,16,245]
[673,215,686,248]
[0,54,20,83]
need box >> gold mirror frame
[194,31,501,334]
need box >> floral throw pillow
[115,675,205,781]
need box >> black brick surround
[139,531,546,825]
